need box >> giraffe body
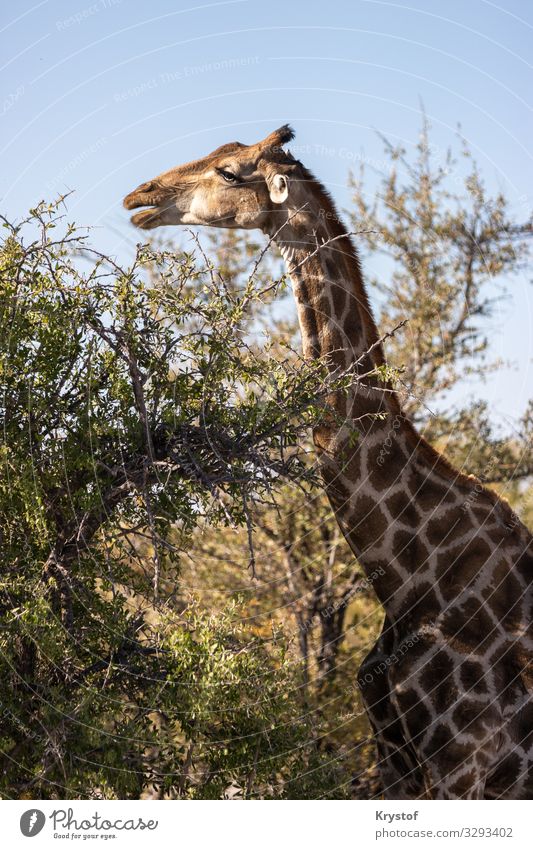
[124,125,533,798]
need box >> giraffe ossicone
[124,126,533,800]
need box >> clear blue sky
[2,0,532,426]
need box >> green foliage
[0,201,347,799]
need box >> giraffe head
[123,125,299,233]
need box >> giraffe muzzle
[123,181,177,229]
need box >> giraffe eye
[216,168,238,183]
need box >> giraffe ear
[268,173,289,204]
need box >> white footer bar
[2,799,531,848]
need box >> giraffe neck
[267,186,425,612]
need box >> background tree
[348,116,533,489]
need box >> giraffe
[123,125,533,799]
